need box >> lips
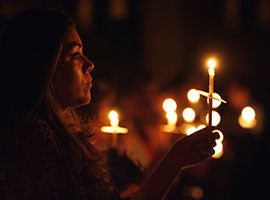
[85,81,92,90]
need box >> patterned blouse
[0,119,122,200]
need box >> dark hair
[0,8,75,124]
[0,7,101,165]
[0,9,118,199]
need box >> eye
[72,52,81,60]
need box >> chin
[82,95,92,105]
[74,90,91,106]
[72,95,91,108]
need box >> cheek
[56,70,74,90]
[54,62,91,107]
[59,73,90,107]
[54,67,77,98]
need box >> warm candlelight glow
[196,90,227,104]
[206,57,217,126]
[241,106,256,122]
[212,129,224,159]
[162,98,177,112]
[161,98,179,133]
[185,125,197,135]
[166,111,178,126]
[211,93,222,108]
[207,58,216,76]
[182,107,196,123]
[206,111,221,126]
[187,89,200,103]
[109,110,119,127]
[212,142,223,159]
[238,106,257,129]
[213,129,224,143]
[101,110,128,134]
[100,110,128,147]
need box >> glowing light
[162,98,177,112]
[191,186,204,199]
[207,58,217,75]
[238,115,257,129]
[238,106,257,129]
[100,110,128,134]
[241,106,256,122]
[187,89,200,103]
[109,110,119,127]
[207,93,222,108]
[182,107,196,122]
[197,124,206,130]
[196,90,227,104]
[161,98,178,133]
[166,111,178,126]
[212,142,223,159]
[211,129,224,159]
[213,129,224,143]
[206,58,217,126]
[206,111,221,126]
[100,110,128,147]
[186,125,197,135]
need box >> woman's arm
[131,126,219,200]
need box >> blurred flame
[163,98,177,112]
[183,107,196,122]
[238,106,257,129]
[109,110,119,127]
[187,89,200,103]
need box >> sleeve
[10,121,77,200]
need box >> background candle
[100,110,128,147]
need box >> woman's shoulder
[23,118,51,139]
[27,118,54,135]
[19,118,60,155]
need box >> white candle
[207,58,216,126]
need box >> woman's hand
[170,126,220,169]
[131,126,221,200]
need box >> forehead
[63,26,82,48]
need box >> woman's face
[54,26,94,109]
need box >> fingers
[201,150,214,158]
[188,126,218,143]
[211,130,220,140]
[191,126,217,140]
[195,126,215,135]
[198,142,216,157]
[174,126,223,166]
[196,127,219,158]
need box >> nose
[83,55,94,73]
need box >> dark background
[0,0,269,199]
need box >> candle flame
[109,110,119,127]
[166,111,177,126]
[162,98,177,112]
[207,58,217,69]
[207,58,216,76]
[101,110,128,134]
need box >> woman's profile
[0,8,219,200]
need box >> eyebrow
[64,42,83,50]
[70,42,82,48]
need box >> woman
[0,8,219,200]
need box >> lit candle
[166,111,178,127]
[108,110,119,131]
[207,58,216,126]
[100,110,128,147]
[161,98,178,132]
